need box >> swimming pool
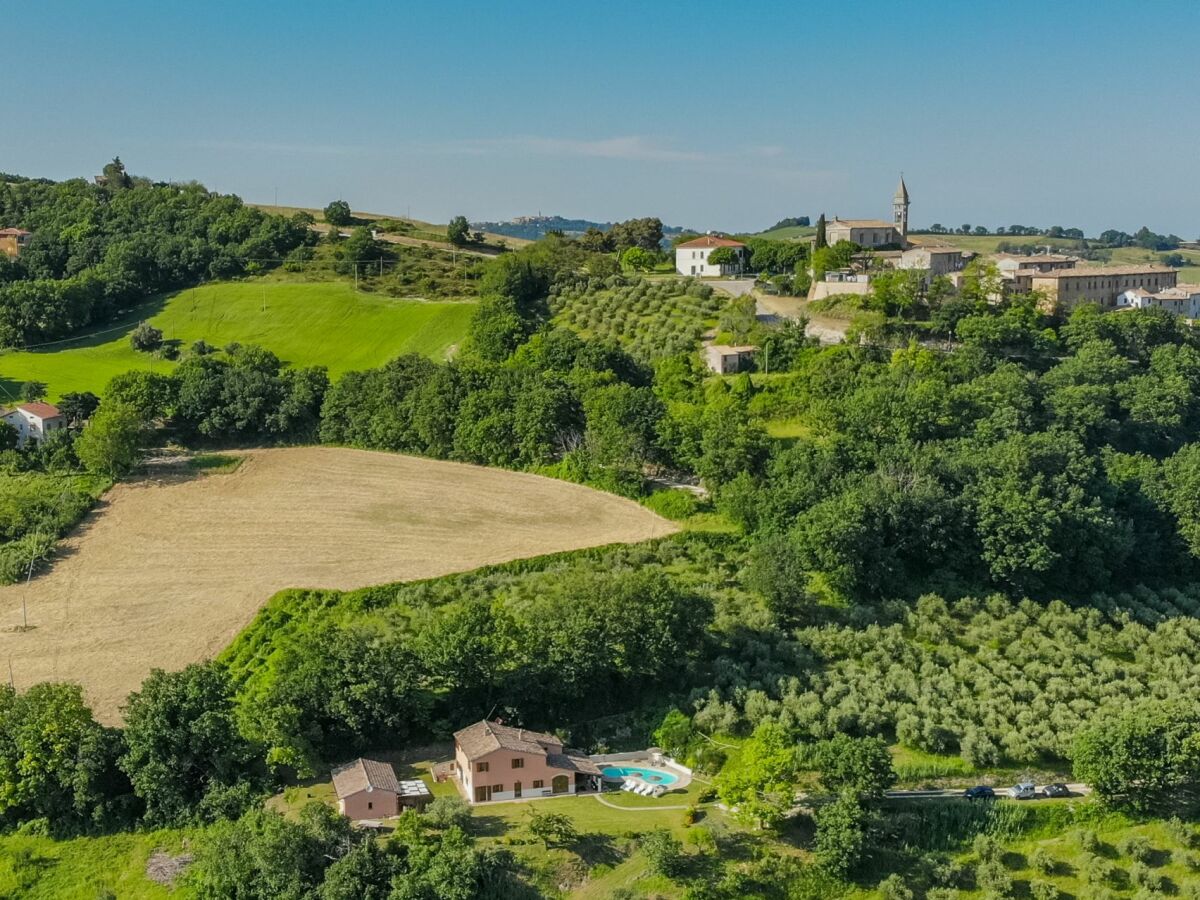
[600,764,680,786]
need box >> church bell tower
[893,175,910,246]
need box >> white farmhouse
[1,403,66,448]
[675,235,747,277]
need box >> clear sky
[3,1,1197,236]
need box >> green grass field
[0,828,197,899]
[0,281,475,400]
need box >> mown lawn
[0,828,197,899]
[0,281,475,399]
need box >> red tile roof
[0,228,31,237]
[676,235,746,249]
[16,403,62,420]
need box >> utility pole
[262,284,266,313]
[354,263,359,292]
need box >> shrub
[975,859,1014,897]
[973,833,1002,863]
[682,805,699,826]
[1130,861,1167,892]
[1076,828,1101,853]
[130,320,163,352]
[1030,846,1056,875]
[644,488,702,521]
[641,827,684,878]
[423,795,471,831]
[1119,834,1153,863]
[878,874,913,900]
[1029,880,1060,900]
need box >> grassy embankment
[0,281,475,400]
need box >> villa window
[512,758,524,769]
[532,780,544,789]
[477,762,489,773]
[367,802,373,810]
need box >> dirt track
[0,448,676,722]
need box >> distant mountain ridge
[472,214,687,242]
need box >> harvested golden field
[0,448,676,722]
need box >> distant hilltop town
[473,214,686,244]
[675,177,1199,317]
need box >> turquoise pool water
[600,764,679,785]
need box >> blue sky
[3,1,1198,236]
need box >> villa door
[551,774,569,794]
[474,785,493,803]
[514,781,522,799]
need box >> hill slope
[0,281,475,399]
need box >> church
[824,177,910,249]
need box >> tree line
[0,160,312,345]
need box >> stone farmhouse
[452,720,602,803]
[1,403,65,447]
[675,234,748,276]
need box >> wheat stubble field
[0,447,676,721]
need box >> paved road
[708,278,757,297]
[884,782,1091,800]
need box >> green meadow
[0,281,475,400]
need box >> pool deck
[592,752,693,794]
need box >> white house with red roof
[2,403,66,448]
[675,234,747,277]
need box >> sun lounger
[621,780,636,792]
[637,783,655,796]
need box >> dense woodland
[4,175,1200,897]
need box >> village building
[331,757,431,820]
[452,720,601,803]
[897,245,972,278]
[674,235,747,277]
[1,403,65,448]
[704,344,757,375]
[0,228,32,258]
[825,176,911,249]
[1117,283,1200,318]
[1030,264,1178,310]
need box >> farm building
[452,720,602,803]
[0,228,32,258]
[331,757,431,820]
[704,344,757,375]
[675,235,747,276]
[1,403,65,447]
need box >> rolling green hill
[0,281,475,400]
[747,224,816,241]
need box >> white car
[1008,782,1039,800]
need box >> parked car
[1043,783,1071,798]
[1008,782,1040,800]
[964,785,995,800]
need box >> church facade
[825,177,911,249]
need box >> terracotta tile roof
[829,218,896,228]
[15,403,62,420]
[546,751,602,776]
[676,235,746,249]
[1031,265,1176,279]
[331,758,402,798]
[454,720,562,760]
[0,228,31,237]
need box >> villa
[451,720,602,803]
[331,757,432,820]
[0,228,31,258]
[675,235,747,277]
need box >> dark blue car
[964,785,996,800]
